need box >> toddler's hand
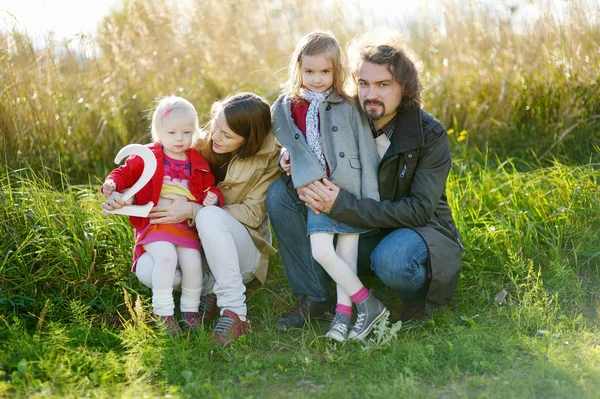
[203,191,219,207]
[101,191,127,215]
[101,180,116,197]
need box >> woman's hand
[148,193,195,224]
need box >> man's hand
[298,178,340,215]
[280,150,291,175]
[203,191,218,207]
[148,193,194,224]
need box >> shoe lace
[213,316,235,336]
[333,321,349,335]
[353,312,366,331]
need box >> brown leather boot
[400,301,429,327]
[275,297,334,331]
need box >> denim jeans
[266,176,429,304]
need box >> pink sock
[350,286,370,303]
[336,303,352,317]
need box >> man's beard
[363,100,385,120]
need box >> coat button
[332,126,338,132]
[294,133,299,139]
[408,153,413,159]
[326,105,331,111]
[339,152,345,158]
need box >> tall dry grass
[0,0,362,182]
[412,0,600,161]
[0,0,599,183]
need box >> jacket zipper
[399,164,407,178]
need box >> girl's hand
[280,150,291,176]
[101,180,116,197]
[148,194,194,224]
[203,191,219,207]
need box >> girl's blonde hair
[150,96,200,142]
[286,30,347,99]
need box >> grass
[1,157,600,398]
[1,0,600,396]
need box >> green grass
[1,158,599,398]
[2,0,600,396]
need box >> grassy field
[1,0,600,397]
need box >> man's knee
[370,229,428,288]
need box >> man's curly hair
[347,31,423,110]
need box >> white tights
[310,233,361,307]
[134,207,259,318]
[142,241,203,316]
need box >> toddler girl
[272,31,386,342]
[101,96,223,336]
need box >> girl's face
[212,110,245,155]
[301,54,334,93]
[157,109,195,159]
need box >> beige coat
[211,132,281,283]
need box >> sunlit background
[0,0,582,43]
[0,0,598,182]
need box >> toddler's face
[158,109,195,159]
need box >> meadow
[1,0,600,397]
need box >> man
[266,31,464,331]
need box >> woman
[109,92,281,345]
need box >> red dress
[103,143,224,270]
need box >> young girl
[272,31,386,342]
[101,96,224,336]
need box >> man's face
[357,61,402,128]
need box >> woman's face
[212,110,245,154]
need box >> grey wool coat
[271,92,380,201]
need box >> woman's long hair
[195,92,272,183]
